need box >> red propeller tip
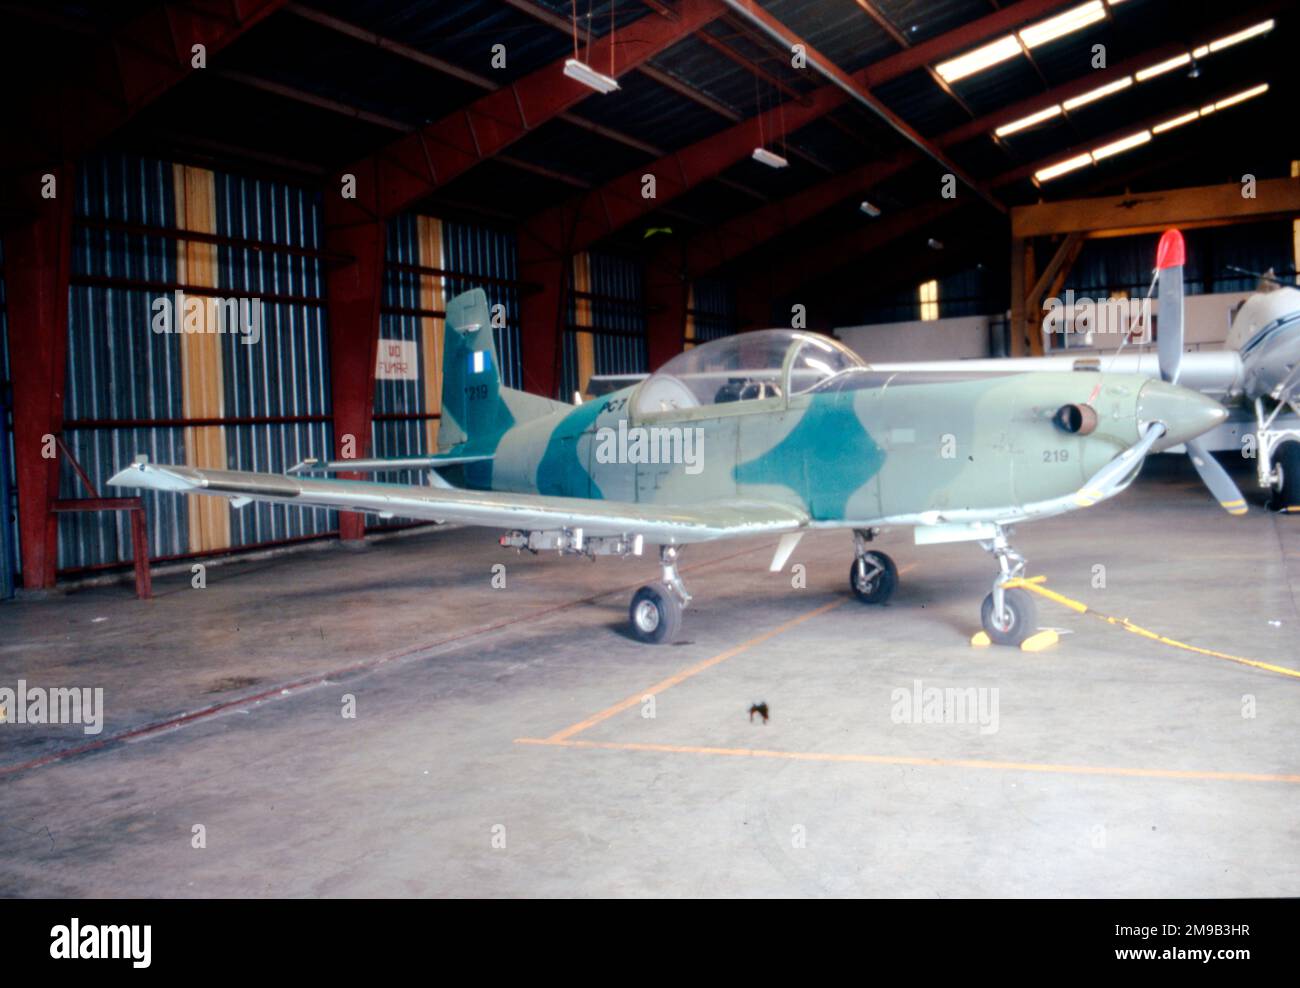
[1156,228,1185,270]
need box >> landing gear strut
[849,528,897,604]
[629,546,690,644]
[978,526,1037,646]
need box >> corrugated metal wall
[372,213,430,484]
[1061,221,1295,298]
[562,250,647,398]
[213,169,335,546]
[62,154,189,569]
[689,278,736,343]
[59,153,336,572]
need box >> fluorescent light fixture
[1209,20,1274,53]
[1063,76,1132,111]
[1192,45,1209,58]
[935,34,1022,82]
[859,200,881,217]
[751,147,789,168]
[1035,153,1092,183]
[1215,82,1269,110]
[1019,1,1106,49]
[995,104,1063,137]
[1135,53,1190,82]
[1151,110,1199,134]
[563,58,620,94]
[1199,102,1218,117]
[1091,129,1151,160]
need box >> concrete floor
[2,460,1299,897]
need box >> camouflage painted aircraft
[111,233,1227,646]
[856,229,1300,515]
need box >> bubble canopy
[635,329,866,415]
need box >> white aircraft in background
[847,230,1300,515]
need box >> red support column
[517,224,568,399]
[645,246,687,372]
[5,164,74,589]
[323,212,384,541]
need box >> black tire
[850,551,897,604]
[629,582,683,644]
[1270,440,1300,512]
[980,588,1038,647]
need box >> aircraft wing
[860,350,1244,398]
[107,460,808,544]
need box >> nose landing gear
[978,527,1038,646]
[849,528,897,604]
[629,545,690,644]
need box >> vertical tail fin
[439,289,512,451]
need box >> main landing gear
[629,546,690,644]
[849,528,897,605]
[978,526,1038,646]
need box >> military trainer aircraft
[110,230,1227,646]
[854,233,1300,515]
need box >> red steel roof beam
[327,0,727,228]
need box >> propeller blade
[1185,437,1249,515]
[1155,228,1185,385]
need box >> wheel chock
[970,631,991,647]
[1020,629,1059,652]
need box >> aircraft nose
[1136,379,1228,448]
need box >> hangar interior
[1,0,1299,898]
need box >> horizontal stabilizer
[298,454,493,474]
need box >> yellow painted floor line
[544,598,846,743]
[515,737,1300,785]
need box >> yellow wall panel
[572,252,595,398]
[417,215,445,451]
[172,163,230,553]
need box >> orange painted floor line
[515,737,1300,785]
[545,598,847,743]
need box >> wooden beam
[1012,178,1300,240]
[1024,232,1083,356]
[1027,232,1084,308]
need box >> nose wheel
[629,546,689,644]
[978,527,1038,646]
[850,529,897,604]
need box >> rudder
[439,289,512,451]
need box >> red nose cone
[1156,228,1185,270]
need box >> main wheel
[629,582,683,644]
[980,588,1038,646]
[1269,440,1300,512]
[850,551,897,604]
